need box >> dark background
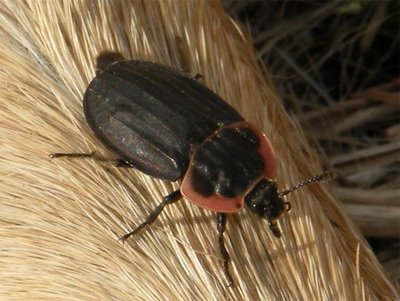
[224,0,399,289]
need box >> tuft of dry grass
[224,0,399,291]
[0,1,397,300]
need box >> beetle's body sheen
[84,60,243,181]
[54,51,306,286]
[84,58,279,215]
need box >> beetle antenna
[279,170,337,197]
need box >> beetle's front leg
[217,212,233,287]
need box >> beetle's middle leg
[217,212,234,287]
[119,190,182,242]
[49,152,131,168]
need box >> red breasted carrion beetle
[51,51,335,286]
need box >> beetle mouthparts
[268,221,282,238]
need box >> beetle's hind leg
[49,152,132,168]
[119,190,182,242]
[193,73,202,81]
[96,51,125,74]
[217,213,234,287]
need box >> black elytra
[50,51,335,287]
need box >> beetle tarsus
[49,151,96,159]
[216,213,234,287]
[120,190,182,242]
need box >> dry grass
[0,0,397,300]
[224,0,400,292]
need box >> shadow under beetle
[50,51,335,286]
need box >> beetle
[51,51,334,286]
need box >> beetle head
[245,179,290,238]
[244,171,336,238]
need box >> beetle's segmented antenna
[279,170,337,197]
